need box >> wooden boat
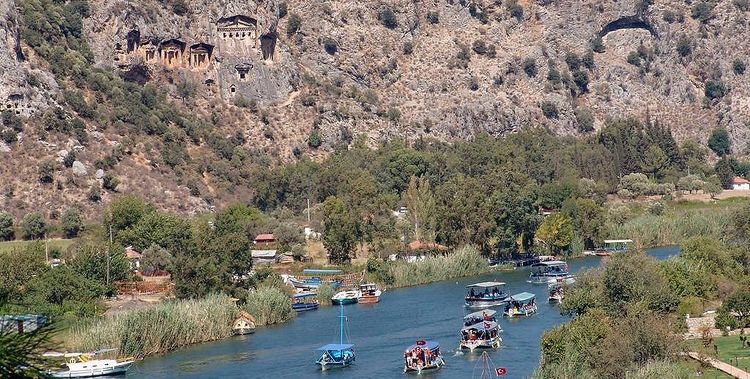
[464,282,509,308]
[504,292,538,317]
[331,290,360,305]
[289,276,342,290]
[463,309,501,330]
[459,321,502,351]
[315,304,355,370]
[357,283,382,304]
[403,340,445,374]
[45,352,133,378]
[528,261,574,284]
[292,292,320,312]
[548,283,564,303]
[232,311,256,335]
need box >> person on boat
[469,288,476,297]
[491,287,499,296]
[483,311,490,321]
[484,288,490,297]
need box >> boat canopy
[293,292,317,298]
[317,343,354,351]
[303,269,342,275]
[360,283,377,290]
[461,321,499,331]
[532,260,566,267]
[406,340,440,351]
[466,281,506,288]
[603,239,633,244]
[464,309,497,320]
[510,292,536,302]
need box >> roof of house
[254,233,275,241]
[733,176,750,185]
[125,246,142,260]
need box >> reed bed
[607,208,730,249]
[387,246,488,288]
[243,286,294,326]
[66,294,236,358]
[316,283,335,306]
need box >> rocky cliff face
[1,0,749,217]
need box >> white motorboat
[49,358,133,378]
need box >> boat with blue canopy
[464,282,509,308]
[403,339,445,374]
[459,320,502,351]
[315,304,355,370]
[503,292,537,317]
[292,293,319,312]
[528,261,574,284]
[289,276,342,290]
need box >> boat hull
[358,295,379,304]
[504,305,538,317]
[528,274,574,284]
[292,303,320,312]
[331,297,358,305]
[464,298,508,309]
[50,361,133,378]
[548,295,563,303]
[459,336,502,351]
[403,357,445,374]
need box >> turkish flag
[495,367,507,376]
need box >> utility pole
[307,198,311,223]
[44,234,49,265]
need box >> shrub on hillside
[523,58,538,77]
[286,14,301,37]
[378,7,398,29]
[427,11,439,24]
[21,213,46,240]
[733,59,746,75]
[704,80,728,100]
[61,208,82,238]
[0,212,13,241]
[38,161,55,183]
[541,101,559,119]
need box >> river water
[126,246,679,379]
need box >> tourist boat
[289,276,342,290]
[548,283,564,303]
[463,309,501,330]
[45,352,134,378]
[403,339,445,374]
[315,304,355,370]
[292,292,320,312]
[528,261,574,284]
[504,292,538,317]
[459,320,502,351]
[596,239,633,256]
[464,282,509,308]
[331,290,360,305]
[357,283,382,304]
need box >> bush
[21,212,46,240]
[0,212,13,241]
[378,7,398,29]
[472,40,487,55]
[582,50,594,70]
[565,52,581,70]
[468,77,479,91]
[172,0,188,15]
[708,128,731,157]
[286,13,301,37]
[541,101,559,119]
[427,11,439,24]
[705,80,728,100]
[523,58,537,77]
[627,51,642,66]
[1,129,17,144]
[63,150,76,168]
[575,108,594,133]
[308,129,322,148]
[278,2,288,18]
[322,37,337,55]
[733,59,746,75]
[1,110,23,132]
[676,37,691,57]
[61,207,82,238]
[573,69,589,93]
[402,41,413,55]
[590,37,605,53]
[507,0,523,21]
[103,173,119,192]
[691,1,714,22]
[234,95,258,111]
[88,185,101,202]
[38,160,55,183]
[243,286,294,325]
[317,283,335,306]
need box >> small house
[125,246,142,270]
[253,233,275,245]
[732,176,750,190]
[251,249,278,265]
[0,314,48,334]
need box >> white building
[732,176,750,191]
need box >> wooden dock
[688,352,750,378]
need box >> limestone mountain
[0,0,747,218]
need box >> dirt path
[688,352,750,378]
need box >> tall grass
[66,294,236,358]
[243,286,294,326]
[608,208,730,249]
[387,246,488,288]
[316,283,335,306]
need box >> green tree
[68,241,129,288]
[564,198,605,249]
[574,107,594,133]
[708,128,731,157]
[20,213,46,240]
[321,196,357,263]
[703,176,722,198]
[641,145,668,179]
[38,161,55,183]
[61,207,82,238]
[535,213,574,255]
[286,14,301,37]
[140,244,174,274]
[0,298,56,378]
[102,173,119,191]
[715,157,735,189]
[405,176,436,241]
[104,196,154,238]
[0,212,13,241]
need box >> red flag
[495,367,507,376]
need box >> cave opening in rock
[598,16,657,38]
[260,32,277,61]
